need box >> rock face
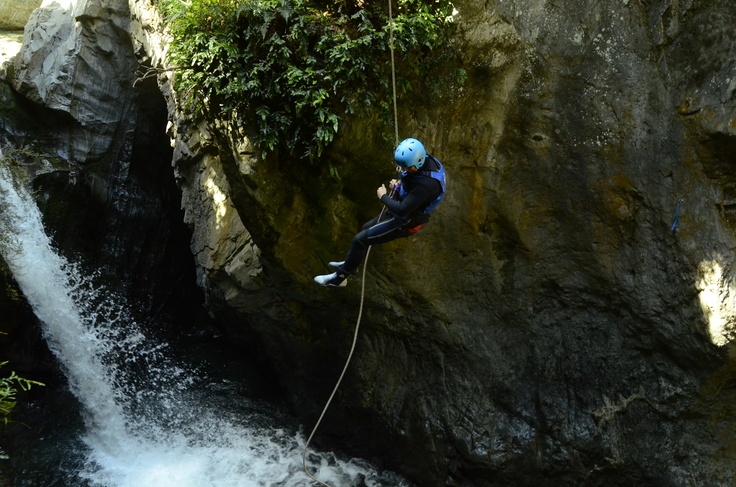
[0,0,41,30]
[6,0,200,316]
[7,0,736,486]
[12,0,139,163]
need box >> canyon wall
[5,0,736,485]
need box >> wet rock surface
[5,0,200,317]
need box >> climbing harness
[301,2,402,484]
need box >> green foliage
[0,360,44,458]
[0,362,43,428]
[159,0,455,160]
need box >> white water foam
[0,161,408,487]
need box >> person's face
[395,164,418,173]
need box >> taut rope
[302,1,401,484]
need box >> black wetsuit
[340,155,444,274]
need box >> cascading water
[0,159,409,487]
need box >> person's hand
[388,179,400,191]
[377,184,387,199]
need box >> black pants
[341,212,410,273]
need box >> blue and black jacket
[379,155,446,231]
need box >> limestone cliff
[6,0,736,485]
[5,0,199,315]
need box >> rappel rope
[301,1,401,485]
[388,0,400,147]
[301,251,373,487]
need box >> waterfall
[0,163,129,452]
[0,160,408,487]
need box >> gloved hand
[377,184,387,199]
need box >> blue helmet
[394,138,426,169]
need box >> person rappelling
[314,137,447,287]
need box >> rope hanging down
[388,0,400,147]
[301,2,401,485]
[301,251,373,486]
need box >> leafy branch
[133,65,191,87]
[158,0,456,161]
[0,361,44,427]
